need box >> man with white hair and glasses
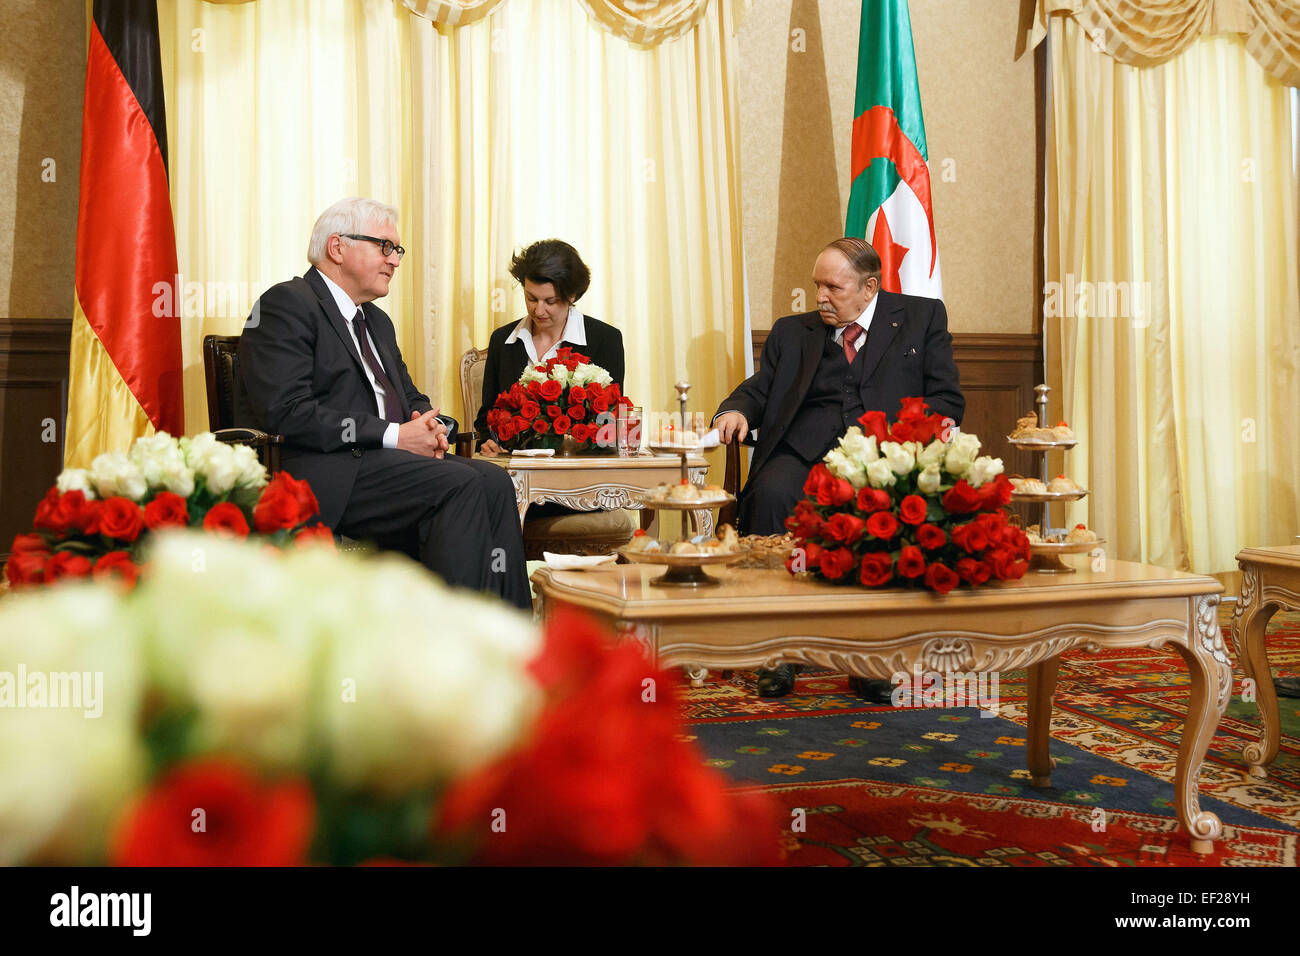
[239,197,531,609]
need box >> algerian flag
[845,0,942,298]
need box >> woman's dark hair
[508,239,591,304]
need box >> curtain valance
[1016,0,1299,85]
[199,0,727,47]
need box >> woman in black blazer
[476,239,625,452]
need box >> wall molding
[0,318,72,562]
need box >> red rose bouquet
[785,397,1029,594]
[434,606,781,866]
[484,347,633,452]
[5,432,327,590]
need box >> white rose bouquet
[6,432,324,592]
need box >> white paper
[510,448,555,457]
[542,552,619,570]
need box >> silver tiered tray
[617,545,747,586]
[1010,488,1089,503]
[1027,536,1106,572]
[617,382,742,587]
[1013,384,1097,574]
[1006,437,1078,451]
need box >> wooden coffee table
[531,561,1230,853]
[478,452,713,533]
[1231,545,1300,778]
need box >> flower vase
[556,435,616,458]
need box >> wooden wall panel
[0,320,70,560]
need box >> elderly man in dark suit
[715,237,964,696]
[239,197,531,609]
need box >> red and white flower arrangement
[0,532,779,866]
[785,397,1030,594]
[484,347,633,452]
[5,432,329,590]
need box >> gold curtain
[397,0,505,27]
[572,0,712,47]
[168,0,748,457]
[1043,17,1300,573]
[215,0,727,45]
[1017,0,1300,86]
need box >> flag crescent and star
[845,0,942,299]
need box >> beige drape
[396,0,714,45]
[210,0,719,44]
[1017,0,1300,86]
[167,0,748,454]
[398,0,506,27]
[1043,17,1300,574]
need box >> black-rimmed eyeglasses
[342,234,406,259]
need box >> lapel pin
[892,321,899,327]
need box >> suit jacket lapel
[304,267,367,374]
[304,268,410,420]
[858,292,905,386]
[779,313,827,430]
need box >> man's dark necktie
[842,322,865,364]
[352,309,402,423]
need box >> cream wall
[0,0,83,320]
[737,0,1037,334]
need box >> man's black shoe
[848,676,895,704]
[1275,677,1300,698]
[757,664,799,698]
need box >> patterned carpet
[684,605,1300,866]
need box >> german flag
[66,0,183,468]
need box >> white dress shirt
[831,293,880,347]
[317,270,399,449]
[504,307,586,364]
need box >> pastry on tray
[1009,412,1064,442]
[623,530,662,553]
[1046,474,1081,493]
[1010,413,1039,438]
[1051,421,1075,440]
[649,481,727,504]
[1027,523,1069,545]
[665,483,699,502]
[1010,476,1048,494]
[626,524,744,559]
[1067,523,1098,544]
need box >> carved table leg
[1026,655,1060,787]
[1168,595,1231,854]
[507,471,530,526]
[684,664,708,687]
[1233,590,1280,778]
